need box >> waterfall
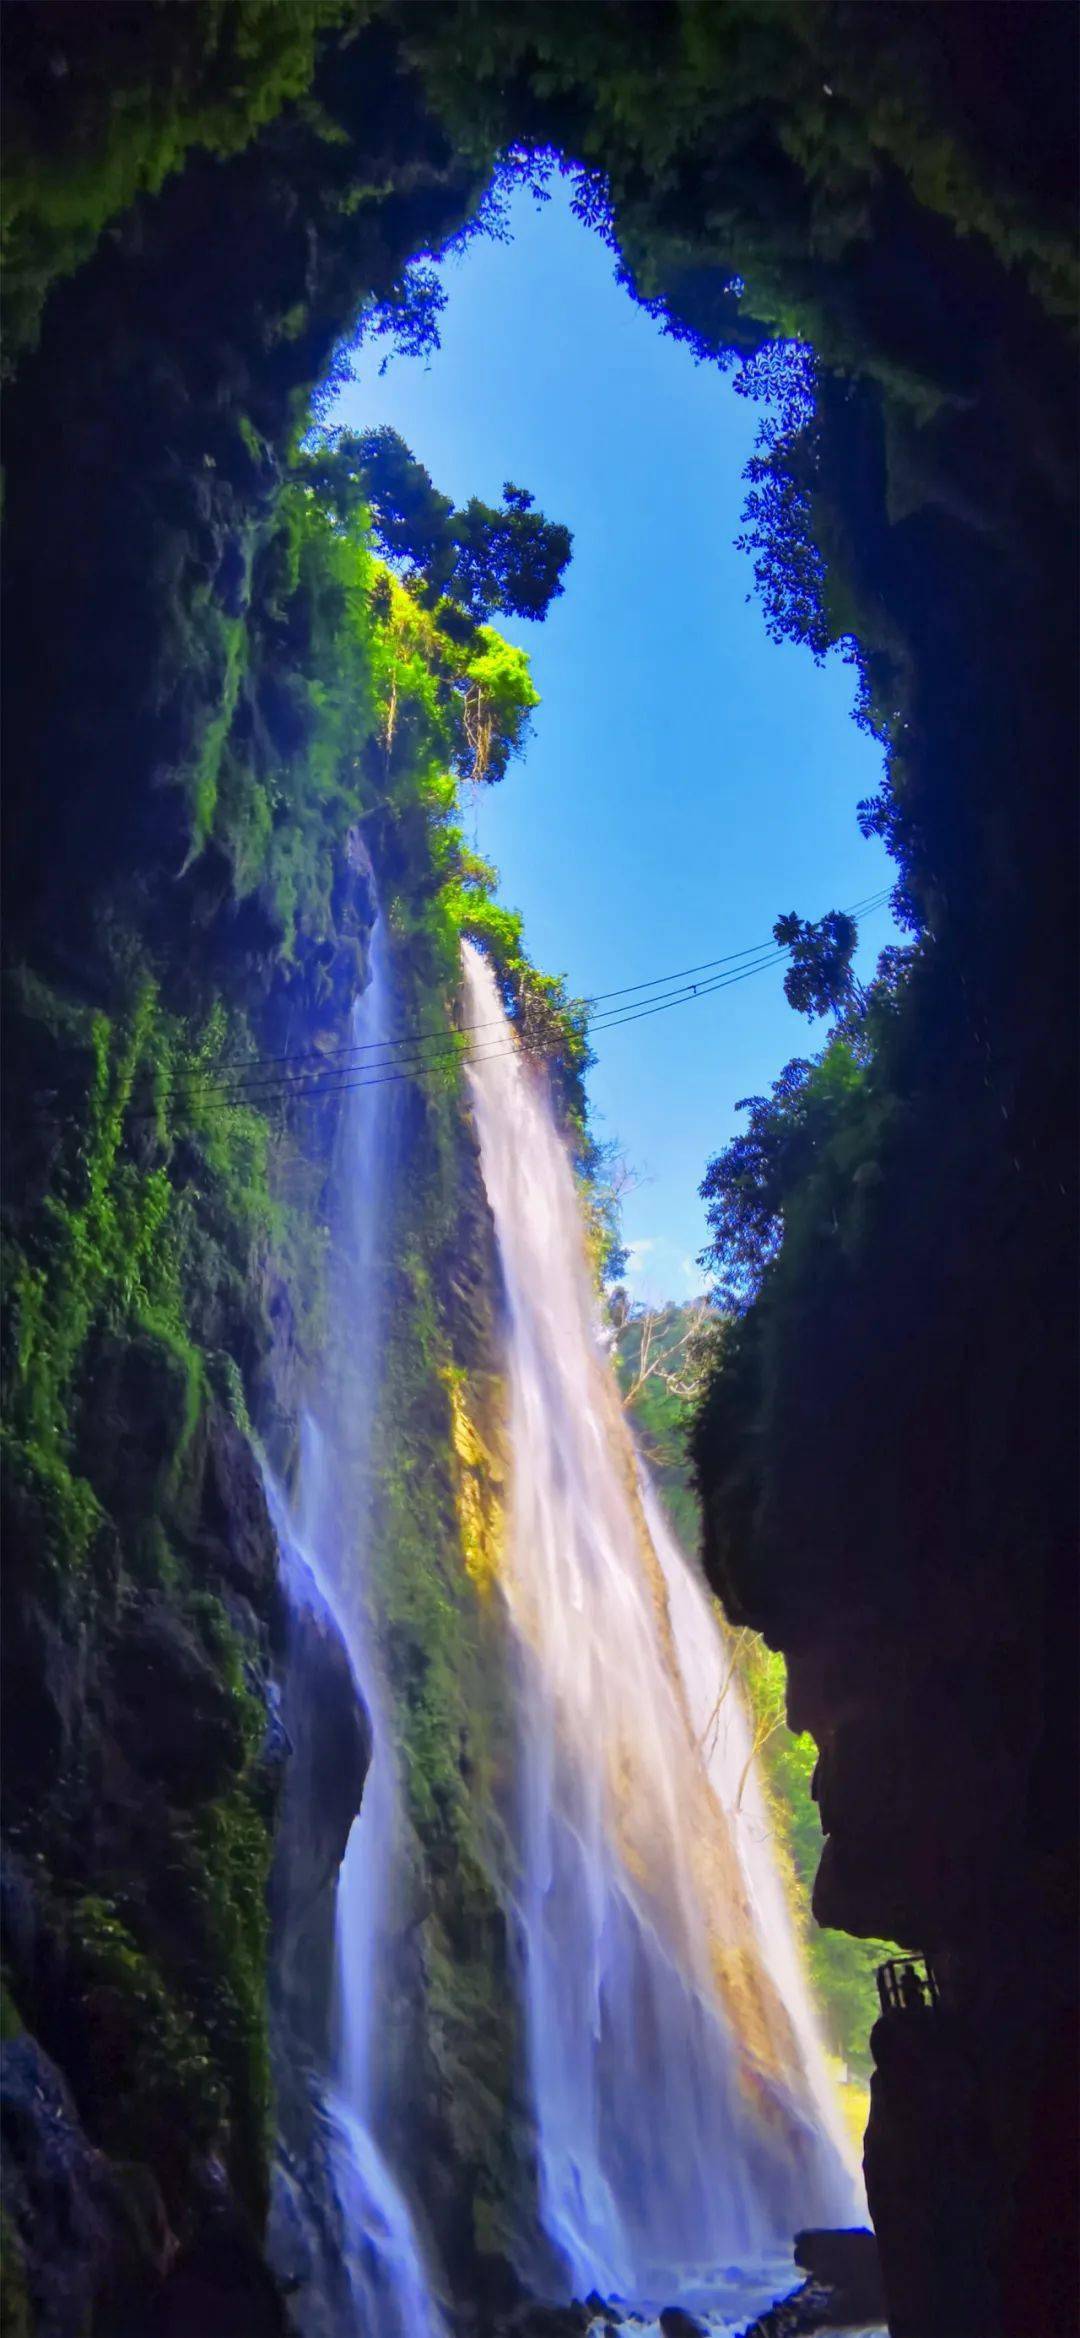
[462,938,863,2316]
[269,920,448,2338]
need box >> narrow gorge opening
[244,171,895,2337]
[2,14,1075,2338]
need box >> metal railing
[876,1953,941,2019]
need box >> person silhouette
[900,1962,926,2013]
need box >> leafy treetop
[294,427,572,630]
[773,908,860,1021]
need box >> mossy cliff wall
[0,23,556,2311]
[0,32,508,2315]
[1,834,385,2338]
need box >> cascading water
[268,920,447,2338]
[462,938,863,2318]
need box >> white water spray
[270,922,447,2338]
[462,939,862,2315]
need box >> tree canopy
[773,908,860,1021]
[294,427,572,631]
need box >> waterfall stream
[269,922,447,2338]
[462,939,863,2317]
[267,928,863,2334]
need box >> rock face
[784,1603,1077,2338]
[268,1572,371,2277]
[862,2011,994,2338]
[1,2034,173,2338]
[793,2229,885,2322]
[0,1403,288,2318]
[689,11,1078,2320]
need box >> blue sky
[332,182,897,1303]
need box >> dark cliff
[2,6,1076,2334]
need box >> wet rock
[493,2305,591,2336]
[266,1574,370,2271]
[75,1327,196,1534]
[148,2200,288,2337]
[1,2033,173,2338]
[109,1592,248,1801]
[193,1408,279,1601]
[0,1560,92,1809]
[272,1583,370,1945]
[659,2308,707,2337]
[734,2277,835,2337]
[793,2229,884,2321]
[864,2008,997,2338]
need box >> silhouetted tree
[450,483,572,623]
[774,908,860,1019]
[295,431,571,624]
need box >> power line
[113,886,893,1107]
[131,902,891,1121]
[155,941,791,1110]
[137,947,791,1115]
[192,886,891,1082]
[574,891,890,1008]
[22,888,893,1115]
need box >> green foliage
[299,427,453,569]
[6,987,192,1579]
[698,973,910,1311]
[37,1593,276,2210]
[4,971,280,1581]
[295,427,572,626]
[185,608,249,847]
[376,1254,480,1848]
[614,1301,715,1548]
[0,2209,31,2338]
[0,1976,24,2044]
[736,1640,897,2074]
[774,909,860,1021]
[403,2,1076,374]
[209,484,380,944]
[67,1894,224,2161]
[1,962,284,2213]
[442,846,592,1132]
[449,480,572,624]
[1,0,354,367]
[200,471,545,1006]
[176,1784,275,2211]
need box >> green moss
[68,1893,224,2164]
[0,1975,24,2044]
[179,1786,274,2214]
[0,396,568,2271]
[0,2207,31,2338]
[0,1426,105,1580]
[185,608,249,847]
[55,1598,275,2210]
[737,1638,899,2074]
[2,0,354,369]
